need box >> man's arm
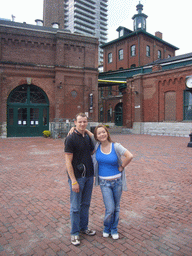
[65,153,80,193]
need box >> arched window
[131,45,136,57]
[146,45,150,57]
[118,49,123,60]
[131,64,136,68]
[108,53,112,63]
[158,50,161,59]
[9,85,47,104]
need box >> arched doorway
[115,103,123,126]
[7,84,49,137]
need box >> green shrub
[43,130,51,137]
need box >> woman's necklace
[101,142,111,154]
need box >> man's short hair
[75,112,87,121]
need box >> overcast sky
[0,0,191,56]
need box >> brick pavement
[0,135,192,256]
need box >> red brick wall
[0,23,99,127]
[103,33,176,72]
[122,65,192,127]
[1,36,56,66]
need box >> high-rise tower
[43,0,108,64]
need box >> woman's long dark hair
[94,125,112,142]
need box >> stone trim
[132,122,192,137]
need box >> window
[30,108,39,126]
[108,53,112,63]
[10,85,28,103]
[100,107,104,122]
[100,87,103,98]
[30,86,47,104]
[119,29,123,37]
[118,49,123,60]
[138,19,142,28]
[131,45,136,56]
[131,64,136,68]
[184,90,192,120]
[158,50,161,59]
[18,108,27,126]
[143,19,146,29]
[107,110,111,122]
[146,45,150,57]
[168,54,171,58]
[108,86,112,96]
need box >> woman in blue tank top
[93,125,133,240]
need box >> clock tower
[132,2,148,31]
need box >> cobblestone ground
[0,135,192,256]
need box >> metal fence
[50,119,74,139]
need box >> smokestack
[35,19,43,26]
[155,31,162,39]
[52,22,60,29]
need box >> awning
[98,79,127,89]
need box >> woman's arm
[119,150,133,172]
[67,126,75,136]
[67,127,93,138]
[85,129,93,137]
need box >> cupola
[132,2,148,31]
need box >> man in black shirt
[65,113,96,246]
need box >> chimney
[52,22,60,29]
[35,19,43,26]
[11,15,16,22]
[152,64,162,72]
[155,31,162,39]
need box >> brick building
[98,2,192,136]
[43,0,108,64]
[102,2,178,72]
[0,19,99,137]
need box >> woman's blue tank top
[96,143,120,177]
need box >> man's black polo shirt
[64,130,94,179]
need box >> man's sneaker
[71,235,80,246]
[103,232,110,238]
[81,229,96,236]
[112,233,119,240]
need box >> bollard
[187,133,192,147]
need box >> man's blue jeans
[69,176,94,235]
[100,177,122,235]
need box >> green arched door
[7,84,49,137]
[115,103,123,126]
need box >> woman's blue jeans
[69,176,94,235]
[100,177,122,235]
